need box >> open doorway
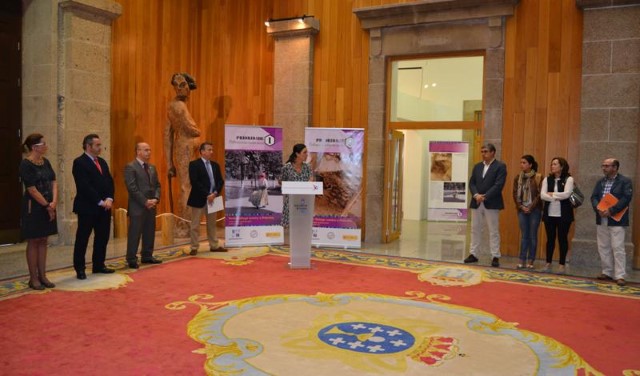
[382,53,484,262]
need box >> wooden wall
[111,0,588,257]
[501,0,583,257]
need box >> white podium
[282,181,323,268]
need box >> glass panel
[390,56,484,122]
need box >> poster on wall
[305,128,364,248]
[224,125,284,246]
[427,141,469,221]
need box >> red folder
[597,193,628,222]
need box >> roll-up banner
[427,141,469,221]
[224,125,284,246]
[305,128,364,248]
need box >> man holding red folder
[591,158,633,286]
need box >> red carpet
[0,248,639,375]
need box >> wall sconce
[264,14,313,28]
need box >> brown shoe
[189,249,198,256]
[210,247,228,252]
[596,274,613,281]
[616,279,626,287]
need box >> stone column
[572,0,640,270]
[266,17,320,160]
[22,0,122,245]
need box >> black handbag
[569,185,584,208]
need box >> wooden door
[383,130,404,243]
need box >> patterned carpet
[1,246,639,375]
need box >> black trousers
[544,216,572,265]
[73,210,111,271]
[126,209,156,263]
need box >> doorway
[382,54,484,254]
[0,0,23,244]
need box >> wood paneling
[112,0,587,259]
[501,0,583,258]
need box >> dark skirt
[21,197,58,239]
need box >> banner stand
[282,182,323,269]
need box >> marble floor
[1,220,638,283]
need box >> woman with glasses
[19,133,58,290]
[540,157,574,274]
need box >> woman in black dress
[20,133,58,290]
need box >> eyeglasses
[601,164,612,167]
[34,142,47,147]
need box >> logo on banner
[250,230,258,238]
[231,229,242,239]
[327,232,336,240]
[312,229,318,239]
[345,137,354,149]
[264,135,275,146]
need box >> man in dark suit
[72,134,115,279]
[464,143,507,267]
[187,142,225,255]
[124,142,163,269]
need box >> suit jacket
[72,153,115,215]
[590,173,633,226]
[124,160,161,216]
[187,158,224,208]
[469,159,507,210]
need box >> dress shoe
[92,267,115,274]
[210,247,228,253]
[128,262,139,269]
[463,254,478,263]
[491,257,500,267]
[189,249,198,256]
[39,278,56,288]
[141,257,163,264]
[596,274,613,281]
[76,271,87,280]
[616,279,626,287]
[28,280,45,290]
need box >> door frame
[381,52,486,243]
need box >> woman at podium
[280,144,313,227]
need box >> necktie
[205,161,215,193]
[143,163,151,183]
[94,157,103,174]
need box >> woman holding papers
[540,157,574,274]
[280,144,313,228]
[591,158,633,286]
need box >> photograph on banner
[305,128,364,247]
[427,141,469,221]
[224,125,284,245]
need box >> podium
[282,181,323,268]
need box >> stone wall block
[366,139,384,168]
[612,40,640,73]
[582,74,640,108]
[368,83,385,113]
[66,100,110,130]
[383,22,491,56]
[367,111,384,140]
[22,64,55,97]
[67,41,110,73]
[580,109,610,141]
[484,78,503,110]
[64,9,113,45]
[485,48,505,79]
[610,108,639,142]
[365,165,384,197]
[583,7,640,41]
[582,41,612,74]
[364,192,382,242]
[66,70,110,104]
[22,96,55,130]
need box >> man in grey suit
[125,142,163,268]
[464,143,507,267]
